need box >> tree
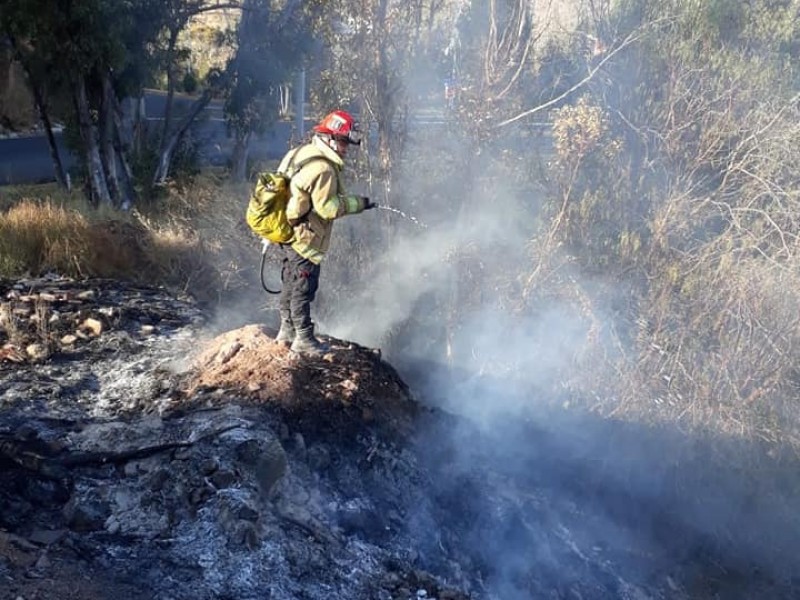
[224,0,317,181]
[1,0,71,190]
[311,0,447,214]
[527,0,800,443]
[1,0,168,205]
[150,0,244,186]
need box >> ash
[0,278,796,600]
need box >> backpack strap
[280,147,303,176]
[290,155,338,177]
[285,154,339,225]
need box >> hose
[259,240,281,295]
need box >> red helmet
[313,110,361,145]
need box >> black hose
[259,244,281,295]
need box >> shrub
[533,0,800,449]
[0,175,257,308]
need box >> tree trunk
[112,110,138,210]
[152,89,212,185]
[36,87,69,191]
[280,85,290,117]
[74,74,112,205]
[117,97,134,149]
[8,35,68,189]
[99,74,121,205]
[231,130,251,182]
[158,27,181,158]
[131,95,145,157]
[104,74,136,209]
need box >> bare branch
[497,19,670,128]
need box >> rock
[237,504,260,522]
[105,516,121,535]
[173,447,193,460]
[210,470,236,489]
[233,522,260,550]
[123,461,143,477]
[63,495,111,532]
[60,334,77,346]
[25,343,48,361]
[26,529,66,546]
[189,483,215,506]
[148,469,170,491]
[112,489,138,512]
[80,317,103,336]
[253,439,287,496]
[291,432,307,460]
[307,444,331,471]
[234,439,261,464]
[199,457,219,475]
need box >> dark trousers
[279,245,320,331]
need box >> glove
[361,196,377,210]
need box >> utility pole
[295,69,306,137]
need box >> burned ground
[186,324,422,442]
[0,277,798,600]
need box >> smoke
[317,7,800,598]
[322,130,592,422]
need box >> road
[0,133,74,185]
[0,91,303,186]
[0,90,475,187]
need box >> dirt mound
[185,324,422,439]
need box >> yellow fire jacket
[278,137,366,264]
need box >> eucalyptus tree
[311,0,448,206]
[224,0,318,181]
[150,0,244,185]
[1,0,168,205]
[17,0,133,205]
[1,0,78,191]
[449,0,536,140]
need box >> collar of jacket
[311,136,345,169]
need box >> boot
[275,310,295,345]
[275,319,295,345]
[290,326,329,356]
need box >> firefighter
[274,110,375,355]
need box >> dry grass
[0,200,93,276]
[0,174,260,306]
[135,170,260,297]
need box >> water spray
[258,205,425,298]
[374,205,428,229]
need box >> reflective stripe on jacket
[278,137,364,264]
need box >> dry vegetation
[0,171,258,307]
[3,0,800,462]
[511,1,800,454]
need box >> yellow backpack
[245,154,335,244]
